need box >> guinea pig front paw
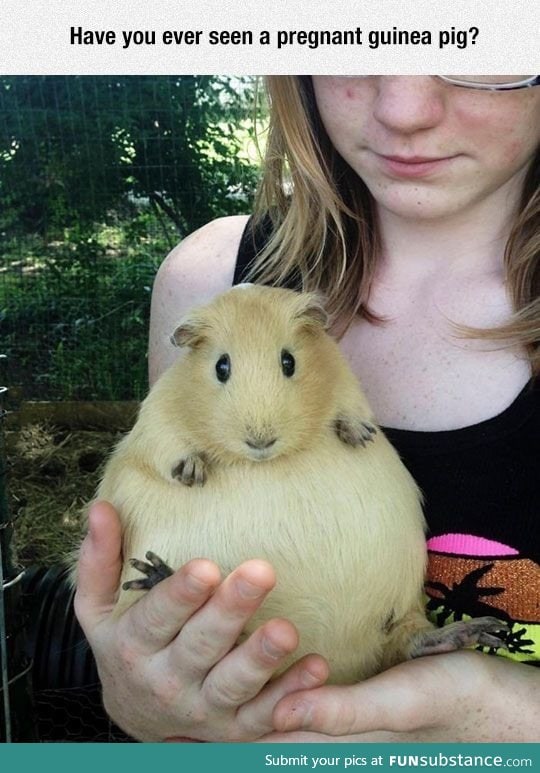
[171,452,207,486]
[122,551,174,591]
[334,416,378,448]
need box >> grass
[1,218,169,400]
[7,422,120,566]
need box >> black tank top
[234,216,540,666]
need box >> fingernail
[237,577,265,599]
[262,636,287,660]
[185,572,210,594]
[301,669,322,688]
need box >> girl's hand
[270,648,540,742]
[74,501,329,742]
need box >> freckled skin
[314,76,537,431]
[312,76,540,223]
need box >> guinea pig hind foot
[122,551,174,591]
[334,415,377,447]
[408,616,510,658]
[172,452,208,486]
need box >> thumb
[273,661,440,736]
[74,500,123,628]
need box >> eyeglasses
[338,76,540,91]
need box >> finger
[273,661,442,735]
[237,653,330,738]
[120,558,222,655]
[171,559,277,676]
[74,500,124,629]
[256,730,404,742]
[203,618,300,710]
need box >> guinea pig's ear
[293,292,329,331]
[170,315,207,348]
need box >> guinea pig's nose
[246,437,277,450]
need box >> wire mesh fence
[0,77,263,740]
[0,75,261,402]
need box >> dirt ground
[5,423,122,567]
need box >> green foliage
[0,76,264,400]
[0,75,261,238]
[1,224,163,399]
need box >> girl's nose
[371,76,446,135]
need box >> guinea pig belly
[114,434,427,681]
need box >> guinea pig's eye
[281,349,295,377]
[215,354,231,383]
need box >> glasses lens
[445,75,534,85]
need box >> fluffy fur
[78,285,431,683]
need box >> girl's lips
[376,153,457,178]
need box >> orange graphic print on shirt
[426,533,540,664]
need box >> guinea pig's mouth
[244,436,279,461]
[247,448,276,462]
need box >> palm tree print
[426,563,510,625]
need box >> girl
[75,75,540,742]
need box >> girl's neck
[375,185,520,284]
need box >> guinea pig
[80,285,507,684]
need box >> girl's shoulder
[160,215,250,284]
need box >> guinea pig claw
[334,416,378,448]
[172,453,207,486]
[408,616,509,658]
[123,551,174,591]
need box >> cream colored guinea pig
[82,285,506,684]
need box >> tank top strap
[233,214,273,285]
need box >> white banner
[0,0,537,74]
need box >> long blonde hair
[248,75,540,374]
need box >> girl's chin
[374,194,467,222]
